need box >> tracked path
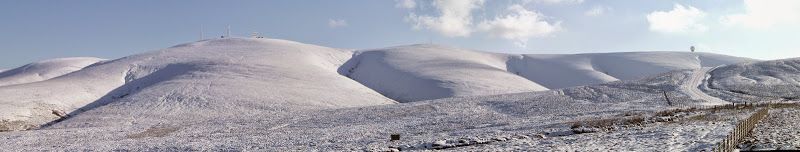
[680,67,729,105]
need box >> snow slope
[0,38,395,130]
[508,52,755,89]
[0,38,763,150]
[703,58,800,102]
[0,38,754,131]
[342,44,547,102]
[344,46,754,102]
[0,57,104,87]
[0,67,733,151]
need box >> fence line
[712,105,770,152]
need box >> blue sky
[1,0,799,69]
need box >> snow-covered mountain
[701,58,800,103]
[344,44,754,102]
[0,38,777,151]
[0,57,104,87]
[0,38,754,131]
[341,44,548,102]
[0,38,396,130]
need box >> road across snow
[680,67,729,105]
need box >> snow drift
[0,57,104,87]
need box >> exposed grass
[126,127,181,139]
[0,120,36,132]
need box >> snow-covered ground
[0,57,104,87]
[679,67,729,106]
[0,38,772,151]
[0,60,740,151]
[343,44,548,102]
[703,58,800,103]
[741,108,800,150]
[0,38,395,130]
[344,44,752,102]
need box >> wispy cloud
[524,0,583,5]
[395,0,416,9]
[584,6,611,17]
[328,19,348,28]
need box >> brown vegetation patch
[126,126,181,139]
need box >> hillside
[0,38,757,130]
[0,38,396,131]
[1,68,741,151]
[509,52,755,89]
[344,45,754,102]
[702,58,800,103]
[342,44,548,102]
[0,57,104,87]
[0,38,767,151]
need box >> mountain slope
[702,57,800,102]
[343,45,754,102]
[341,44,547,102]
[508,52,756,89]
[0,57,104,87]
[0,38,755,130]
[0,38,395,130]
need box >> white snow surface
[0,38,760,151]
[702,58,800,103]
[509,52,755,89]
[0,68,746,151]
[679,67,729,105]
[342,44,548,102]
[0,38,395,127]
[344,45,754,102]
[0,57,104,87]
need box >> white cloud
[584,6,611,16]
[328,19,348,28]
[406,0,485,37]
[478,5,561,47]
[525,0,584,4]
[395,0,416,9]
[646,4,708,34]
[721,0,800,29]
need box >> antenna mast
[226,25,231,38]
[200,24,204,40]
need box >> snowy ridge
[346,45,755,102]
[0,57,104,87]
[0,38,765,151]
[0,38,395,129]
[702,57,800,102]
[509,52,755,89]
[0,38,754,131]
[342,44,548,102]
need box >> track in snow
[680,67,729,105]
